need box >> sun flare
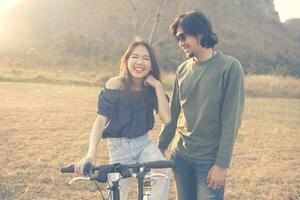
[0,0,23,14]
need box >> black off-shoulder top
[97,87,159,138]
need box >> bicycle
[61,160,174,200]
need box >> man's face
[176,26,202,58]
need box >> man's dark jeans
[171,153,225,200]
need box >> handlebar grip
[61,163,93,175]
[143,160,175,169]
[61,164,75,173]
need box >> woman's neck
[130,77,143,91]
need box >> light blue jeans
[171,153,225,200]
[108,133,171,200]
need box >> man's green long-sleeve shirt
[158,50,245,168]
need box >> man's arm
[215,61,245,168]
[207,60,245,189]
[158,74,181,152]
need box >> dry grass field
[0,82,299,200]
[1,66,300,98]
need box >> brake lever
[69,176,90,185]
[145,172,169,180]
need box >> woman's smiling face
[127,45,152,79]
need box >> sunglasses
[175,32,187,42]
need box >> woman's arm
[144,75,171,124]
[75,77,121,175]
[86,114,107,160]
[75,114,107,175]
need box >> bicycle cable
[93,180,107,200]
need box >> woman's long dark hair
[119,41,161,103]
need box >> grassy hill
[0,0,299,76]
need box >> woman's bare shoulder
[105,76,124,90]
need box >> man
[158,10,245,200]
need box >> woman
[75,40,171,200]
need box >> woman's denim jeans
[108,133,171,200]
[171,153,224,200]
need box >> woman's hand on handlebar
[74,155,95,175]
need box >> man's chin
[186,52,194,59]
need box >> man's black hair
[170,10,218,48]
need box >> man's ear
[197,34,203,44]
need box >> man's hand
[207,165,227,190]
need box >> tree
[127,0,169,46]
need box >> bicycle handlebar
[140,160,174,169]
[125,160,175,169]
[61,160,174,183]
[61,164,75,173]
[61,163,93,175]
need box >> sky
[274,0,300,22]
[0,0,299,22]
